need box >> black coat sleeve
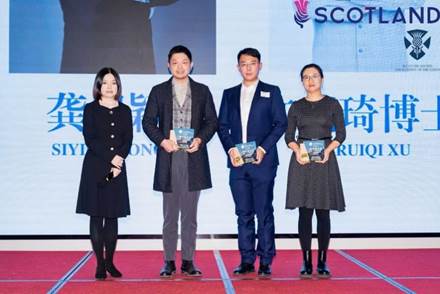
[259,86,288,152]
[196,86,218,145]
[285,102,298,145]
[217,90,235,153]
[116,106,133,159]
[142,86,166,146]
[332,99,346,144]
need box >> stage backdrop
[1,0,439,235]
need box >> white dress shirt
[240,81,258,143]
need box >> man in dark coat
[142,45,218,277]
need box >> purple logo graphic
[293,0,310,28]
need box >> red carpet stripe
[213,250,235,294]
[46,251,92,294]
[336,250,415,294]
[395,279,440,294]
[344,249,440,277]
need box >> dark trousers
[298,207,330,250]
[230,165,277,265]
[162,151,200,261]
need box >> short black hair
[93,67,122,101]
[168,45,192,62]
[237,48,261,63]
[300,63,324,80]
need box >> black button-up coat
[76,101,133,217]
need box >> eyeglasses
[302,74,321,81]
[239,62,258,68]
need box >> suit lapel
[164,78,173,131]
[189,77,198,129]
[234,84,243,142]
[244,81,261,141]
[248,81,261,125]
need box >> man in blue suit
[218,48,287,276]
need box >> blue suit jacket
[218,81,287,169]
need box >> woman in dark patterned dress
[285,64,346,279]
[76,68,133,280]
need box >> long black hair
[92,67,122,100]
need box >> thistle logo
[404,30,431,60]
[293,0,310,28]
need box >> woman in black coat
[76,67,133,280]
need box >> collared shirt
[240,81,258,143]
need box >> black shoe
[181,260,202,276]
[317,250,331,278]
[258,263,271,277]
[105,262,122,278]
[299,250,313,279]
[95,263,107,280]
[160,260,176,278]
[233,263,255,275]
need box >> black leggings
[298,208,330,251]
[90,216,118,265]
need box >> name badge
[260,91,270,98]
